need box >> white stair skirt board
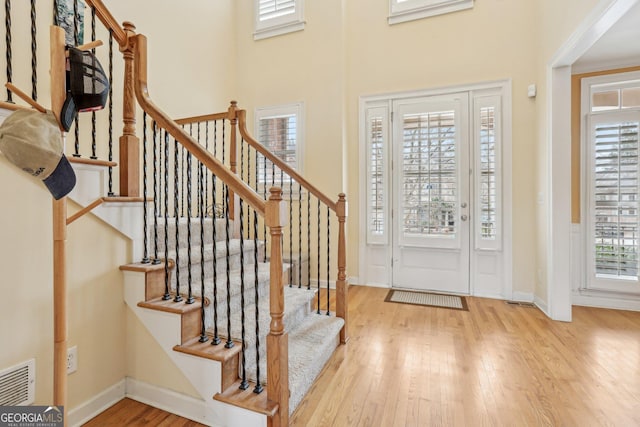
[122,270,268,427]
[69,163,148,261]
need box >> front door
[391,94,470,294]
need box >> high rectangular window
[255,0,305,40]
[255,103,304,191]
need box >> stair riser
[153,218,227,253]
[169,247,265,291]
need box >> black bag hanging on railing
[60,46,110,131]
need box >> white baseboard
[66,377,223,427]
[349,281,390,289]
[511,291,534,303]
[68,379,126,427]
[573,291,640,311]
[534,294,550,317]
[347,276,359,285]
[125,377,215,426]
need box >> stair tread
[214,380,278,417]
[138,295,205,314]
[173,335,241,362]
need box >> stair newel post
[119,21,140,197]
[228,101,238,221]
[336,193,349,344]
[265,187,289,426]
[50,24,68,425]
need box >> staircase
[118,212,344,423]
[0,0,349,423]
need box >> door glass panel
[369,116,385,236]
[593,120,640,279]
[479,106,497,240]
[401,110,457,238]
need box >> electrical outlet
[67,346,78,374]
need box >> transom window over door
[583,72,640,294]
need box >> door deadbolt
[461,214,468,221]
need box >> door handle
[461,214,468,221]
[461,202,467,208]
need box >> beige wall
[235,0,540,294]
[533,0,603,303]
[0,0,233,408]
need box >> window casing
[254,0,305,40]
[255,103,304,193]
[389,0,473,25]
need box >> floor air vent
[0,359,35,406]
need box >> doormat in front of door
[385,290,468,311]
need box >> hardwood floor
[83,398,205,426]
[293,285,640,426]
[84,287,639,426]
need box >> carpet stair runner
[151,217,343,415]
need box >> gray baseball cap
[0,109,76,199]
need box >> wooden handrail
[85,0,127,47]
[131,33,266,216]
[175,111,232,125]
[236,109,338,212]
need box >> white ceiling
[573,2,640,72]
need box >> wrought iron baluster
[162,131,171,301]
[152,122,160,264]
[327,206,331,316]
[186,148,194,304]
[211,165,221,345]
[221,121,226,213]
[204,122,209,216]
[90,7,97,159]
[107,32,114,196]
[253,208,263,394]
[72,0,79,157]
[197,123,202,217]
[307,188,311,290]
[298,182,302,288]
[174,137,183,303]
[30,0,36,101]
[53,0,59,26]
[199,156,208,343]
[141,112,150,263]
[239,199,248,390]
[262,154,267,262]
[224,184,233,349]
[289,175,293,287]
[181,142,185,217]
[317,198,321,314]
[5,0,12,102]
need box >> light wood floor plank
[294,286,640,426]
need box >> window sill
[388,0,473,25]
[254,20,305,41]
